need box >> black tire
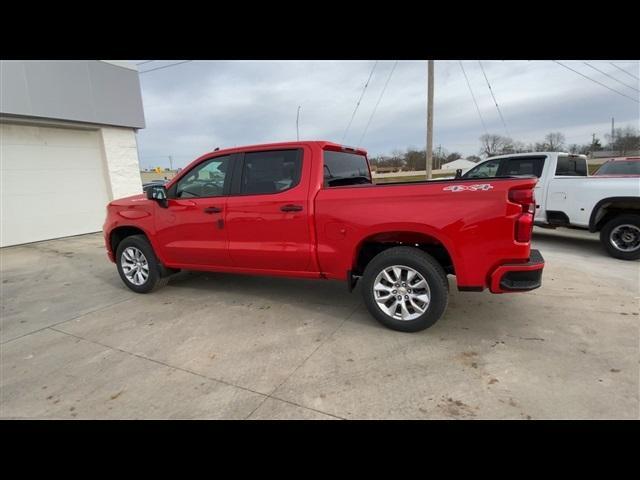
[600,214,640,261]
[115,234,169,293]
[361,246,449,332]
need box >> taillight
[509,188,535,213]
[509,187,535,243]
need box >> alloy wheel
[121,246,150,285]
[373,265,431,321]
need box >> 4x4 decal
[443,184,494,192]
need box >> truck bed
[314,176,538,288]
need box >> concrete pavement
[1,228,637,419]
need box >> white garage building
[0,60,145,247]
[440,159,477,172]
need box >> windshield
[595,160,640,175]
[323,150,372,187]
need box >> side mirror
[455,168,463,179]
[146,185,168,207]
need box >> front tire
[361,247,449,332]
[116,235,168,293]
[600,214,640,261]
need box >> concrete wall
[99,127,143,199]
[0,61,145,129]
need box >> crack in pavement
[244,303,363,420]
[1,297,136,346]
[47,326,344,420]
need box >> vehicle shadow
[532,229,605,257]
[165,269,361,309]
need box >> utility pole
[168,155,173,171]
[296,106,301,141]
[426,60,434,179]
[611,117,615,150]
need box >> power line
[478,61,511,138]
[583,62,640,93]
[341,60,378,143]
[459,61,489,136]
[139,60,193,74]
[357,61,398,147]
[609,62,639,81]
[553,61,639,104]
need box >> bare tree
[543,132,566,151]
[512,141,529,153]
[479,134,513,157]
[444,152,462,163]
[404,148,425,171]
[606,126,640,155]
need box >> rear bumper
[489,249,544,293]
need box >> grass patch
[374,172,453,184]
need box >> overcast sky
[134,60,639,170]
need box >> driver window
[176,156,230,198]
[464,159,501,178]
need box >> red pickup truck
[104,141,544,332]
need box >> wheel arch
[109,225,151,253]
[589,196,640,232]
[350,226,457,278]
[110,225,176,276]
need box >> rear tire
[361,246,449,332]
[600,214,640,261]
[116,235,169,293]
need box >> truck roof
[197,140,368,159]
[602,156,640,162]
[481,152,587,161]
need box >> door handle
[203,206,222,214]
[280,204,303,212]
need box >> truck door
[154,154,235,267]
[544,155,589,224]
[225,148,312,272]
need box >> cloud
[135,60,639,169]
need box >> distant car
[142,180,168,193]
[593,157,640,177]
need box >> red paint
[103,141,544,292]
[593,157,640,177]
[489,261,545,294]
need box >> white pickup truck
[460,152,640,260]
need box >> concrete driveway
[1,228,638,419]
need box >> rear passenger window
[502,157,545,177]
[323,151,372,187]
[240,149,302,195]
[556,156,587,176]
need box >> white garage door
[1,123,111,247]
